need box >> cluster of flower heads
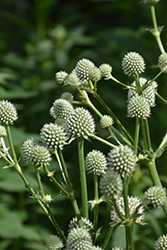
[55,58,112,87]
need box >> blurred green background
[0,0,167,249]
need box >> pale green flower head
[46,235,64,250]
[0,100,18,125]
[155,234,167,250]
[122,52,145,77]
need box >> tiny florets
[100,169,123,198]
[75,58,95,85]
[0,125,7,137]
[46,235,64,250]
[127,95,151,118]
[122,52,145,77]
[65,107,95,141]
[85,150,107,175]
[145,186,166,207]
[60,92,74,102]
[155,234,167,250]
[55,71,68,84]
[30,144,52,169]
[50,99,73,120]
[0,100,18,125]
[100,115,114,128]
[107,145,136,178]
[40,123,66,151]
[66,227,93,250]
[110,196,145,226]
[88,67,101,82]
[65,72,80,86]
[99,63,112,79]
[68,217,94,235]
[158,52,167,73]
[21,138,37,163]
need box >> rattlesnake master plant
[127,95,151,118]
[68,217,94,235]
[145,186,166,207]
[155,234,167,250]
[0,100,18,125]
[85,150,107,175]
[158,52,167,72]
[50,98,73,120]
[46,235,64,250]
[122,52,145,77]
[0,125,6,137]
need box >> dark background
[0,0,167,249]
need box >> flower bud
[88,67,101,82]
[108,145,136,178]
[46,235,64,250]
[122,52,145,77]
[85,150,107,175]
[100,115,114,128]
[99,63,112,79]
[158,52,167,73]
[55,71,68,84]
[60,92,74,102]
[0,100,18,125]
[145,186,166,207]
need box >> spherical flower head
[108,145,136,178]
[75,58,95,85]
[65,72,80,86]
[66,227,93,250]
[100,169,123,199]
[127,95,151,118]
[85,150,107,175]
[110,196,145,226]
[0,100,18,125]
[88,67,101,82]
[65,107,95,141]
[68,217,94,235]
[21,138,37,163]
[30,144,52,169]
[99,63,112,79]
[46,235,64,250]
[155,234,167,250]
[55,71,68,84]
[128,77,156,107]
[50,99,73,120]
[100,115,114,128]
[142,0,160,6]
[145,186,166,207]
[60,92,74,102]
[158,53,167,73]
[40,123,66,151]
[0,125,7,137]
[42,194,53,204]
[122,52,145,77]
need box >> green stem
[134,118,140,156]
[77,136,88,219]
[141,119,152,151]
[93,174,99,242]
[155,91,167,105]
[54,149,67,186]
[35,169,45,198]
[91,134,117,148]
[6,125,18,165]
[150,5,165,53]
[102,226,114,249]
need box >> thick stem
[93,174,99,242]
[102,226,114,249]
[77,136,88,219]
[134,118,140,156]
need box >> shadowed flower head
[85,150,107,175]
[155,234,167,250]
[65,107,95,141]
[68,217,94,235]
[145,186,166,207]
[46,235,64,250]
[50,99,73,120]
[158,52,167,73]
[0,100,18,125]
[108,145,136,178]
[0,125,7,137]
[122,52,145,77]
[100,115,114,128]
[55,71,68,84]
[66,227,93,250]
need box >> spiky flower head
[88,67,101,82]
[46,235,64,250]
[100,169,123,199]
[158,53,167,73]
[21,138,37,163]
[100,115,114,128]
[127,95,151,118]
[99,63,112,79]
[40,123,66,151]
[30,144,52,168]
[50,99,73,120]
[60,92,74,102]
[65,107,95,141]
[0,100,18,125]
[65,72,80,86]
[85,150,107,175]
[75,58,95,85]
[128,77,156,107]
[68,217,94,235]
[108,145,136,178]
[122,52,145,77]
[66,227,93,250]
[142,0,160,6]
[55,71,68,84]
[145,186,166,207]
[110,196,145,226]
[112,247,124,250]
[155,234,167,250]
[0,125,7,137]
